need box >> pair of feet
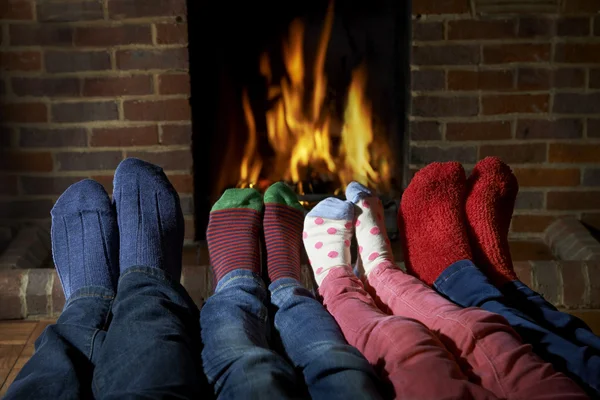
[302,157,519,290]
[52,158,183,299]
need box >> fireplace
[189,0,410,239]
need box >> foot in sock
[264,182,304,283]
[466,157,518,286]
[398,162,472,286]
[51,179,119,299]
[345,182,394,276]
[303,198,354,286]
[206,188,262,284]
[113,158,184,281]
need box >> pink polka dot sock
[303,198,354,286]
[346,182,394,276]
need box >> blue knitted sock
[51,179,119,299]
[113,158,184,281]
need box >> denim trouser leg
[502,280,600,352]
[269,278,383,400]
[92,267,205,399]
[201,270,305,399]
[4,287,114,400]
[434,260,600,396]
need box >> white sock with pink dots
[303,198,354,286]
[346,182,393,276]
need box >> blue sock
[345,181,373,204]
[51,179,119,299]
[113,158,184,281]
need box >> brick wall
[410,0,600,238]
[0,0,195,240]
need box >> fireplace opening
[189,0,410,240]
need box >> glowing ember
[238,0,391,192]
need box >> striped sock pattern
[264,204,304,283]
[206,208,262,284]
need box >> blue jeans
[434,259,600,396]
[4,267,206,400]
[200,270,382,400]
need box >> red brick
[511,215,556,233]
[412,96,478,117]
[563,0,600,14]
[0,270,26,319]
[549,144,600,163]
[9,25,73,46]
[513,261,532,287]
[21,176,85,195]
[91,126,159,147]
[124,99,191,121]
[447,70,514,91]
[561,261,587,308]
[117,48,188,70]
[517,68,552,90]
[45,51,111,73]
[589,119,600,138]
[0,0,33,20]
[0,199,53,219]
[51,270,65,314]
[554,68,585,88]
[532,261,561,303]
[56,151,122,171]
[167,173,193,193]
[555,43,600,63]
[412,70,445,91]
[582,213,600,231]
[11,77,80,97]
[20,128,87,148]
[483,44,551,64]
[412,0,469,14]
[75,25,152,47]
[91,175,113,194]
[37,1,103,22]
[446,121,511,141]
[412,21,444,41]
[0,102,47,123]
[557,17,591,36]
[27,269,51,315]
[126,150,192,170]
[109,0,187,19]
[412,45,479,66]
[516,119,583,139]
[0,51,41,71]
[588,69,600,88]
[156,22,188,44]
[554,93,600,114]
[482,94,549,115]
[410,121,442,141]
[547,191,600,210]
[513,168,580,187]
[410,145,477,164]
[479,144,547,163]
[184,217,195,241]
[0,175,18,196]
[83,76,153,96]
[161,124,191,145]
[448,20,515,40]
[158,73,190,95]
[518,17,554,38]
[52,102,119,123]
[0,151,53,172]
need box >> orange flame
[239,0,390,192]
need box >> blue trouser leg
[4,286,114,400]
[92,267,206,399]
[502,280,600,352]
[434,259,600,396]
[201,270,305,399]
[269,278,384,400]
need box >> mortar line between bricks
[20,270,29,318]
[46,269,54,315]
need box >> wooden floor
[2,313,600,395]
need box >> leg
[5,180,119,400]
[92,159,204,398]
[304,198,497,400]
[203,187,303,398]
[263,183,383,399]
[349,177,586,400]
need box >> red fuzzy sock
[465,157,518,286]
[398,162,472,286]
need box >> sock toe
[345,181,373,204]
[212,188,263,212]
[307,197,354,221]
[52,179,112,215]
[264,182,304,211]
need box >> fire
[239,1,390,192]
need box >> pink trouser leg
[319,266,498,400]
[366,262,587,400]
